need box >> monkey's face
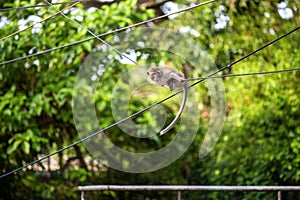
[147,68,161,83]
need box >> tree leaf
[22,141,30,154]
[7,140,22,154]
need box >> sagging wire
[0,2,80,41]
[0,1,83,11]
[0,0,217,66]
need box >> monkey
[147,67,187,135]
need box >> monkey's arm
[167,72,185,91]
[160,85,187,135]
[167,79,176,91]
[168,72,185,82]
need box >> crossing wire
[0,0,217,66]
[43,0,144,68]
[0,2,80,41]
[205,67,300,79]
[187,68,300,80]
[0,1,83,11]
[0,24,299,179]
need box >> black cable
[0,2,79,41]
[0,1,83,11]
[1,9,300,181]
[44,0,145,68]
[0,0,217,66]
[185,24,300,85]
[227,25,300,68]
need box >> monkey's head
[147,67,161,83]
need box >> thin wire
[187,67,300,80]
[43,0,145,68]
[0,1,83,11]
[184,24,300,82]
[200,67,300,79]
[0,0,217,66]
[0,2,80,41]
[227,28,300,69]
[1,3,300,180]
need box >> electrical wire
[0,0,217,66]
[0,1,83,11]
[187,67,300,81]
[43,0,144,68]
[1,24,299,179]
[197,67,300,80]
[0,2,80,41]
[184,24,300,82]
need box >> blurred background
[0,0,299,199]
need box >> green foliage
[1,0,300,199]
[0,0,154,199]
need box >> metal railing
[77,185,300,200]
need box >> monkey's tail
[160,86,187,135]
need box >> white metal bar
[77,185,300,192]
